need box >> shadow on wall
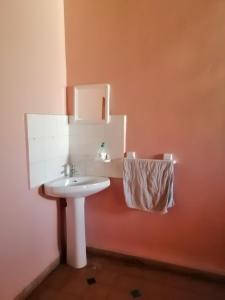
[38,185,67,263]
[87,178,128,215]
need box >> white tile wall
[26,114,69,188]
[104,116,126,159]
[29,161,45,188]
[26,114,126,188]
[69,115,126,178]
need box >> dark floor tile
[86,277,96,285]
[131,289,142,298]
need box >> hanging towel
[123,158,174,214]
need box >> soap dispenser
[97,142,107,161]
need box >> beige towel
[123,158,174,214]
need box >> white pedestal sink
[44,176,110,268]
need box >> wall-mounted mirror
[73,84,110,123]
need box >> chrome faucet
[70,164,76,177]
[64,163,77,177]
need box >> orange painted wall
[0,1,66,299]
[64,0,225,274]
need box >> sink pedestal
[44,176,110,268]
[66,197,87,268]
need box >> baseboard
[14,256,60,300]
[87,247,225,283]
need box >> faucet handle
[62,163,71,177]
[70,164,78,177]
[62,163,78,177]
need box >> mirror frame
[73,83,110,123]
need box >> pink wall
[0,1,66,299]
[64,0,225,275]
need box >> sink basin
[44,176,110,198]
[44,176,110,269]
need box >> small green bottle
[97,142,107,160]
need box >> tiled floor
[28,254,225,300]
